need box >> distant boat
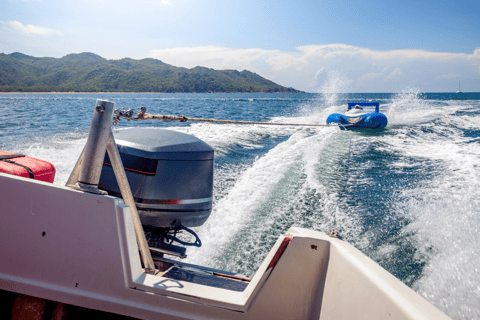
[457,81,462,93]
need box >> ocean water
[1,90,479,319]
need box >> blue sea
[1,91,479,319]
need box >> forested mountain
[0,52,301,93]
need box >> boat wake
[374,91,480,319]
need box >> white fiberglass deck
[0,173,450,319]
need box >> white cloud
[148,46,279,70]
[436,73,462,80]
[295,44,472,62]
[133,0,172,5]
[314,68,325,79]
[359,72,383,82]
[385,68,404,80]
[147,44,480,72]
[147,44,480,92]
[3,20,62,36]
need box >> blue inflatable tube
[326,102,388,130]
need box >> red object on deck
[0,151,56,183]
[267,237,292,271]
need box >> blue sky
[1,0,479,92]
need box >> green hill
[0,52,301,93]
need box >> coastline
[0,91,306,94]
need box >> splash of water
[185,124,364,276]
[319,70,352,107]
[301,71,353,124]
[386,89,444,125]
[377,98,480,318]
[185,129,326,266]
[403,193,480,319]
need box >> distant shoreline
[1,52,303,93]
[2,91,478,94]
[0,91,306,94]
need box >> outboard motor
[99,128,214,257]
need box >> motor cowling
[99,128,214,229]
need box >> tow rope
[113,106,351,127]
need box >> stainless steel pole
[106,131,156,274]
[75,100,115,194]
